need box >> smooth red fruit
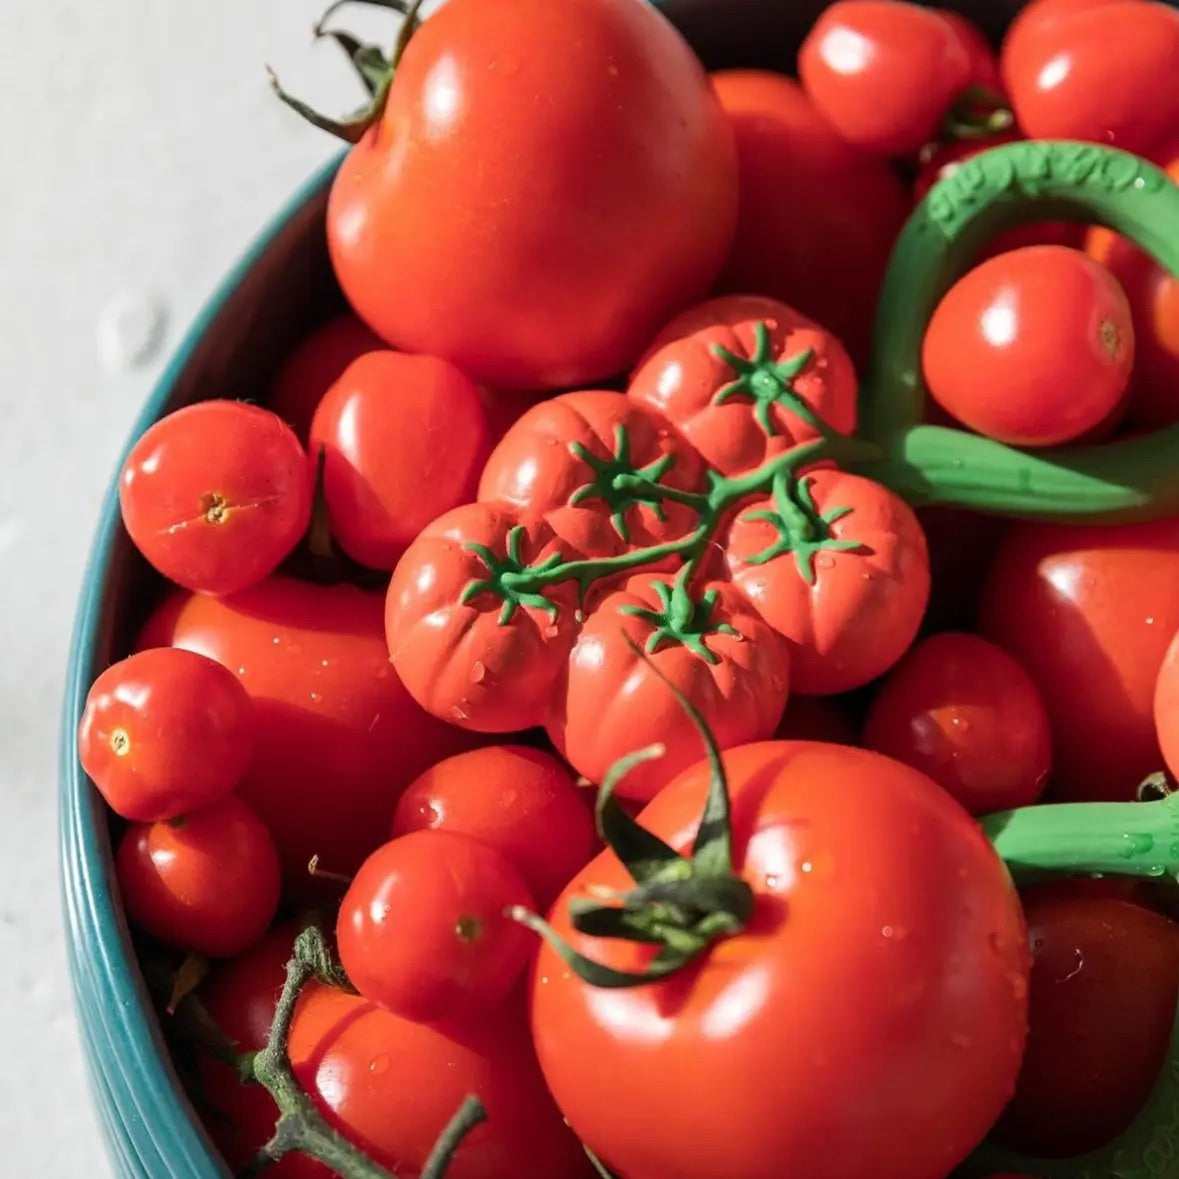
[78,647,254,822]
[937,9,1002,93]
[999,0,1122,90]
[119,401,313,595]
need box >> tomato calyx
[712,324,819,439]
[619,574,736,664]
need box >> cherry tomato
[547,575,790,801]
[1086,155,1179,429]
[726,469,930,695]
[116,796,281,958]
[267,313,384,443]
[338,830,535,1023]
[143,576,470,887]
[77,647,254,822]
[798,1,974,157]
[1152,626,1179,781]
[1002,0,1179,157]
[922,246,1134,446]
[529,741,1029,1179]
[999,0,1122,92]
[328,0,737,391]
[627,295,858,478]
[979,516,1179,801]
[774,695,859,745]
[937,9,1002,93]
[392,744,597,910]
[309,350,491,569]
[863,632,1052,815]
[993,889,1179,1157]
[119,401,313,595]
[708,70,910,366]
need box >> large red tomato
[327,0,738,390]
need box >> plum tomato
[309,350,491,569]
[627,295,858,477]
[863,632,1052,815]
[116,795,281,959]
[921,246,1134,447]
[119,401,314,596]
[337,830,535,1023]
[391,744,596,911]
[77,647,254,822]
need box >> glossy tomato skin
[798,1,974,158]
[1003,0,1179,156]
[328,0,737,391]
[547,576,790,801]
[863,632,1052,815]
[77,647,254,822]
[144,577,469,887]
[627,295,858,477]
[309,351,491,569]
[979,516,1179,801]
[726,469,930,695]
[119,401,314,596]
[530,741,1029,1179]
[999,0,1122,90]
[922,245,1134,447]
[391,744,596,910]
[710,70,910,367]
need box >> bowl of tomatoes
[61,1,1179,1178]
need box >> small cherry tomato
[338,830,535,1023]
[999,0,1122,92]
[77,647,254,821]
[392,745,596,910]
[863,632,1052,815]
[119,401,313,595]
[310,350,491,569]
[116,795,281,958]
[774,695,860,745]
[798,1,974,157]
[627,295,858,477]
[922,246,1134,446]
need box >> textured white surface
[0,2,412,1171]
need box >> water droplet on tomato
[881,925,894,938]
[370,1053,390,1075]
[1146,616,1156,625]
[470,661,486,684]
[309,691,322,704]
[764,874,780,889]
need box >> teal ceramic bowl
[58,2,1049,1177]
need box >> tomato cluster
[76,1,1179,1178]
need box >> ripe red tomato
[708,70,910,367]
[119,401,314,596]
[979,516,1179,802]
[268,313,384,443]
[547,576,790,801]
[338,831,535,1023]
[1002,0,1179,157]
[116,796,281,958]
[309,351,491,569]
[726,469,930,695]
[529,741,1029,1179]
[143,576,469,886]
[999,0,1121,90]
[627,295,858,477]
[327,0,737,391]
[77,647,254,822]
[798,1,974,157]
[392,744,596,910]
[863,632,1052,815]
[992,889,1179,1157]
[937,9,1002,93]
[774,695,860,745]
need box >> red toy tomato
[798,1,975,157]
[392,745,596,910]
[119,401,314,595]
[979,516,1179,802]
[338,830,535,1023]
[547,576,790,801]
[999,0,1121,90]
[77,647,254,822]
[144,577,469,886]
[709,70,910,366]
[309,350,491,569]
[529,741,1029,1179]
[726,468,930,695]
[863,632,1052,815]
[116,796,280,959]
[627,295,858,477]
[327,0,737,391]
[1002,0,1179,157]
[922,245,1134,446]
